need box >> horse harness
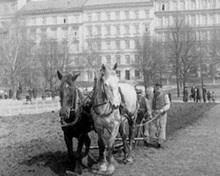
[61,86,91,128]
[92,79,119,118]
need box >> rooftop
[84,0,151,6]
[20,0,87,14]
[20,0,152,14]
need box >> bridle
[70,88,79,113]
[92,76,119,117]
[60,85,82,128]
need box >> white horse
[91,63,138,175]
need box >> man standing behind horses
[152,83,170,148]
[136,89,152,143]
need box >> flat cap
[155,82,162,88]
[136,89,143,94]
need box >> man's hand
[143,112,152,120]
[143,116,152,123]
[158,109,164,114]
[154,109,163,115]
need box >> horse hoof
[66,170,79,176]
[123,157,133,164]
[106,164,115,175]
[91,167,115,176]
[74,167,82,175]
[99,162,108,172]
[74,162,83,174]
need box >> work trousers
[144,113,167,143]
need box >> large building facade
[1,0,220,84]
[81,0,154,82]
[154,0,220,77]
[18,0,154,82]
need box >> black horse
[57,71,93,174]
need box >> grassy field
[166,102,215,138]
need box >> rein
[61,87,90,128]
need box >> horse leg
[64,134,75,171]
[126,119,136,164]
[119,122,129,162]
[94,129,107,172]
[74,136,85,174]
[83,134,91,158]
[75,134,91,174]
[64,134,73,159]
[105,122,120,175]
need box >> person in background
[207,91,211,102]
[212,91,216,103]
[168,91,172,102]
[151,83,171,148]
[196,87,201,102]
[191,86,196,102]
[202,86,207,102]
[183,88,188,103]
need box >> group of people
[183,86,216,103]
[135,83,171,148]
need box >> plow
[89,112,161,150]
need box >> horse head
[97,63,120,108]
[57,70,81,126]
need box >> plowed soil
[0,103,220,176]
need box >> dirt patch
[0,103,218,176]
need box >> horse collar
[92,99,119,117]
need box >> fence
[0,97,60,116]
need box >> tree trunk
[159,69,163,85]
[143,69,150,94]
[183,74,186,90]
[11,76,17,100]
[176,62,180,97]
[212,77,216,85]
[212,58,216,85]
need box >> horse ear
[113,63,117,70]
[57,71,62,80]
[72,73,80,82]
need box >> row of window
[29,28,142,50]
[26,15,80,26]
[86,38,140,50]
[75,54,139,66]
[86,10,149,22]
[29,27,79,40]
[117,70,141,80]
[25,9,151,26]
[86,69,140,80]
[157,0,219,12]
[86,23,147,36]
[160,29,220,45]
[157,13,220,27]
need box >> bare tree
[36,37,72,91]
[134,34,165,92]
[165,16,199,97]
[209,29,220,85]
[0,21,37,99]
[151,40,167,84]
[79,37,102,81]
